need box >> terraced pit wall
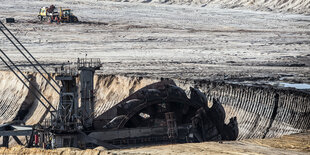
[0,71,309,141]
[176,80,310,139]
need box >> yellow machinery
[38,7,49,21]
[58,8,78,23]
[38,5,78,23]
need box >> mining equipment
[0,21,238,149]
[38,5,78,23]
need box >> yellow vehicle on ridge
[38,5,78,23]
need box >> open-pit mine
[0,0,309,154]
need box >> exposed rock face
[0,71,308,141]
[0,71,29,124]
[176,80,310,139]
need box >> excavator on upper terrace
[38,5,78,23]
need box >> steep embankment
[97,0,310,14]
[0,71,59,125]
[0,71,309,141]
[176,80,310,139]
[0,71,29,124]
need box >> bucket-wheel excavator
[91,80,238,146]
[0,21,238,149]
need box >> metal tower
[78,58,101,129]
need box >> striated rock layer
[176,80,310,139]
[0,71,308,140]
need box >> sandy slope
[0,131,309,155]
[114,132,310,155]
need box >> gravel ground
[0,131,309,154]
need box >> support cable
[0,21,60,88]
[0,49,57,113]
[0,24,60,95]
[0,55,55,118]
